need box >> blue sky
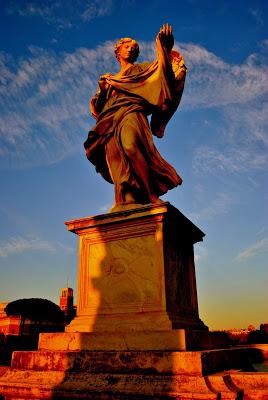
[0,0,267,330]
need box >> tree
[4,298,65,335]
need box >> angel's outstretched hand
[157,23,174,53]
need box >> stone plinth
[38,330,229,352]
[64,202,207,336]
[0,346,267,399]
[12,347,263,376]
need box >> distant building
[0,288,76,335]
[59,287,76,324]
[0,303,21,335]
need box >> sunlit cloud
[0,235,74,258]
[235,237,268,262]
[5,0,113,29]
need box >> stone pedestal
[64,202,207,338]
[0,203,267,399]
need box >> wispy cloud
[0,39,267,172]
[187,39,268,177]
[177,41,268,109]
[190,192,235,222]
[193,145,267,176]
[257,227,268,236]
[81,0,112,21]
[249,8,264,27]
[0,235,74,258]
[235,237,268,262]
[194,243,208,263]
[226,102,268,147]
[5,0,113,29]
[0,43,117,168]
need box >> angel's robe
[84,42,187,205]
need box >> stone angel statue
[84,24,187,210]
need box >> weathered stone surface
[1,340,266,399]
[0,367,268,399]
[38,331,187,351]
[11,347,263,376]
[12,350,203,375]
[38,329,230,352]
[64,203,208,335]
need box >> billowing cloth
[84,42,187,204]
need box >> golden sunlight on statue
[84,24,187,210]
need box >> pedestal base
[0,346,267,399]
[38,330,229,352]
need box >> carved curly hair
[114,38,140,62]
